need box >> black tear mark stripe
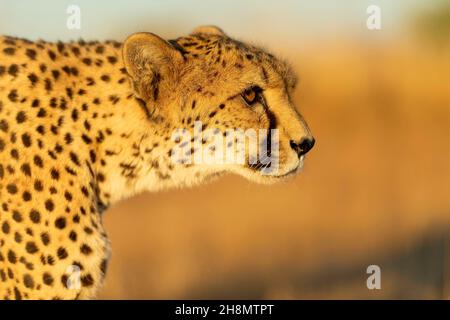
[260,95,277,159]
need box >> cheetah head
[122,26,314,185]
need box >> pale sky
[0,0,439,43]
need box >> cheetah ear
[122,32,184,102]
[191,25,226,36]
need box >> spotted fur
[0,26,313,300]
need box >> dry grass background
[98,36,450,299]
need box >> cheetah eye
[241,86,263,106]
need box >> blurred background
[1,0,450,299]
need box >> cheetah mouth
[248,155,305,179]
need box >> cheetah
[0,26,314,300]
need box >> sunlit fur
[0,26,312,299]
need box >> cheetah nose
[290,137,315,157]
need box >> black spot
[20,163,31,176]
[8,64,18,77]
[71,46,80,57]
[6,183,18,194]
[45,199,54,212]
[57,247,68,260]
[60,98,68,110]
[97,173,105,182]
[8,250,17,263]
[31,99,40,108]
[23,274,35,289]
[82,57,91,66]
[51,69,60,80]
[43,78,52,92]
[100,74,110,82]
[71,108,79,122]
[69,152,81,166]
[69,231,77,242]
[21,133,32,147]
[37,108,46,117]
[51,168,60,180]
[209,111,217,118]
[33,155,44,168]
[49,97,57,108]
[26,228,34,236]
[0,119,8,133]
[73,214,80,223]
[108,94,120,104]
[54,144,63,154]
[80,244,92,255]
[65,166,77,176]
[50,125,58,135]
[89,150,96,163]
[14,232,22,243]
[57,41,65,54]
[6,166,14,175]
[10,149,19,160]
[86,77,95,86]
[81,186,89,197]
[84,119,91,130]
[64,133,73,144]
[71,67,79,76]
[29,209,41,224]
[43,272,54,286]
[3,47,15,55]
[34,179,44,191]
[95,46,104,54]
[0,270,6,282]
[12,210,22,222]
[66,87,73,99]
[25,48,37,60]
[48,50,56,61]
[41,232,50,246]
[28,73,38,86]
[81,274,94,287]
[55,217,66,229]
[100,259,108,275]
[8,89,18,102]
[107,56,117,64]
[1,221,10,234]
[25,241,38,254]
[82,134,92,144]
[14,287,22,300]
[22,191,32,202]
[64,191,73,201]
[62,65,71,75]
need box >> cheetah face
[123,26,314,184]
